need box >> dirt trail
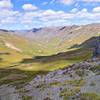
[5,42,22,52]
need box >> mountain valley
[0,23,100,100]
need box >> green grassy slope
[0,47,92,87]
[0,29,96,70]
[23,24,100,56]
[0,28,98,86]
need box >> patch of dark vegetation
[0,58,2,61]
[0,68,49,88]
[70,36,100,49]
[68,44,80,49]
[0,52,10,55]
[90,65,100,74]
[69,31,73,34]
[79,93,100,100]
[21,35,100,65]
[90,81,96,86]
[67,79,85,86]
[60,87,80,99]
[69,36,100,57]
[81,36,100,49]
[23,95,32,100]
[44,97,52,100]
[75,69,85,77]
[20,48,92,64]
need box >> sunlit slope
[0,23,100,56]
[0,27,97,87]
[23,23,100,55]
[0,23,99,71]
[0,30,45,56]
[0,31,31,68]
[0,30,50,68]
[17,48,92,71]
[0,31,93,71]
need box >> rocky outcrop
[0,59,100,100]
[93,36,100,58]
[23,59,100,100]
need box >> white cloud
[0,8,21,25]
[0,17,16,24]
[42,2,48,5]
[39,8,100,26]
[58,0,75,5]
[50,0,75,5]
[79,0,100,2]
[42,10,56,16]
[22,4,38,11]
[71,8,78,13]
[47,0,100,5]
[0,9,19,17]
[0,3,100,29]
[0,0,13,8]
[0,8,100,27]
[50,0,56,4]
[81,8,87,12]
[93,7,100,12]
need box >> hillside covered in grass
[0,23,100,100]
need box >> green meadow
[0,31,97,86]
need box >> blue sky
[0,0,100,30]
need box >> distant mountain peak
[0,29,9,32]
[32,28,42,32]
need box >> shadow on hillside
[69,36,100,49]
[20,48,91,64]
[0,68,49,76]
[20,36,99,64]
[0,52,10,55]
[0,68,49,86]
[1,36,99,86]
[0,58,2,61]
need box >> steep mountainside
[0,23,100,70]
[0,23,100,56]
[0,58,100,100]
[0,23,100,100]
[19,23,100,55]
[0,30,33,68]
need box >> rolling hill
[0,23,100,100]
[0,23,100,70]
[18,23,100,55]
